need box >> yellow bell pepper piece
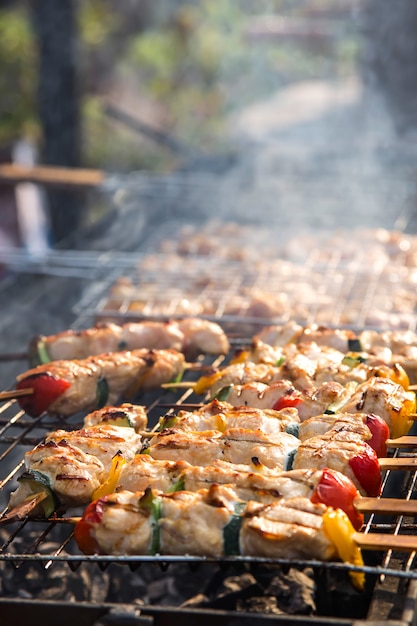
[193,371,222,395]
[391,391,416,439]
[92,453,126,501]
[388,363,410,390]
[322,507,365,592]
[230,350,250,365]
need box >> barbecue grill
[2,171,417,625]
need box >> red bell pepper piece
[272,395,302,411]
[348,444,382,497]
[16,373,71,417]
[311,468,364,530]
[365,413,390,458]
[74,497,107,555]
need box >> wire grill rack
[71,220,417,334]
[0,357,416,587]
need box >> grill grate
[71,221,417,334]
[2,219,417,622]
[0,360,417,586]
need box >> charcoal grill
[2,213,417,625]
[2,156,417,625]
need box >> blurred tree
[30,0,82,245]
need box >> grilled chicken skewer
[156,398,389,459]
[199,344,410,395]
[5,401,372,529]
[6,438,365,532]
[116,460,365,529]
[29,317,230,365]
[14,347,185,418]
[156,399,300,437]
[147,426,381,497]
[74,484,366,590]
[252,321,417,384]
[147,427,300,471]
[193,372,416,439]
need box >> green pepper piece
[214,385,232,402]
[139,487,161,554]
[223,502,246,556]
[285,422,300,437]
[342,354,366,368]
[348,338,363,352]
[28,336,51,367]
[167,474,185,493]
[285,448,297,471]
[156,414,178,432]
[96,377,109,409]
[18,470,59,517]
[171,368,184,384]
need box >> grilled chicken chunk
[297,411,390,458]
[15,348,185,417]
[298,413,372,443]
[194,362,286,398]
[29,317,230,365]
[147,428,300,470]
[293,430,381,496]
[83,403,148,432]
[342,377,415,439]
[158,399,300,436]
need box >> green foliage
[0,6,37,146]
[0,0,362,169]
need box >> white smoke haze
[102,0,417,243]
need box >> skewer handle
[379,457,417,470]
[354,532,417,552]
[0,388,34,402]
[387,436,417,448]
[355,497,417,515]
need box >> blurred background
[1,0,417,251]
